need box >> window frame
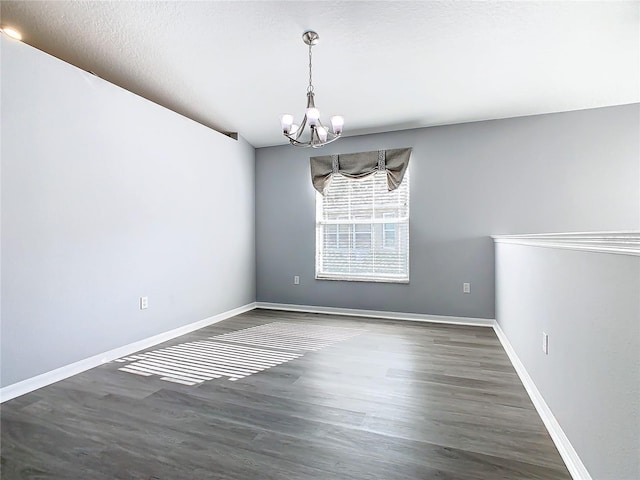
[315,169,410,284]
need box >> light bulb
[306,107,320,126]
[281,114,294,134]
[331,115,344,134]
[317,126,328,142]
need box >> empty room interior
[1,2,639,479]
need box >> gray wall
[255,104,640,319]
[496,243,640,480]
[1,38,256,387]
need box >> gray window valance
[310,147,412,194]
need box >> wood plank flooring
[0,309,572,479]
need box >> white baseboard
[255,302,495,327]
[0,302,256,403]
[493,322,592,480]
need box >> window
[315,169,410,282]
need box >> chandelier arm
[311,134,341,148]
[294,115,308,140]
[287,129,341,148]
[287,138,315,148]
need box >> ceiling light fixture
[280,31,343,148]
[1,26,23,41]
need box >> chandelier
[280,31,344,148]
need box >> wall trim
[0,302,256,403]
[493,322,593,480]
[492,231,640,256]
[255,302,495,327]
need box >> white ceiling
[1,1,638,148]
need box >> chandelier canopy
[280,31,344,148]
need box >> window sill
[315,275,409,284]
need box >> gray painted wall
[255,104,640,319]
[1,38,256,387]
[496,243,640,480]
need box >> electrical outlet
[140,296,148,310]
[463,282,471,294]
[294,275,300,285]
[542,332,549,354]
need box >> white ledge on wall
[491,231,640,256]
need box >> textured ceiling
[1,1,638,147]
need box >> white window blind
[315,169,410,282]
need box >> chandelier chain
[307,44,314,93]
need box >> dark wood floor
[1,309,571,479]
